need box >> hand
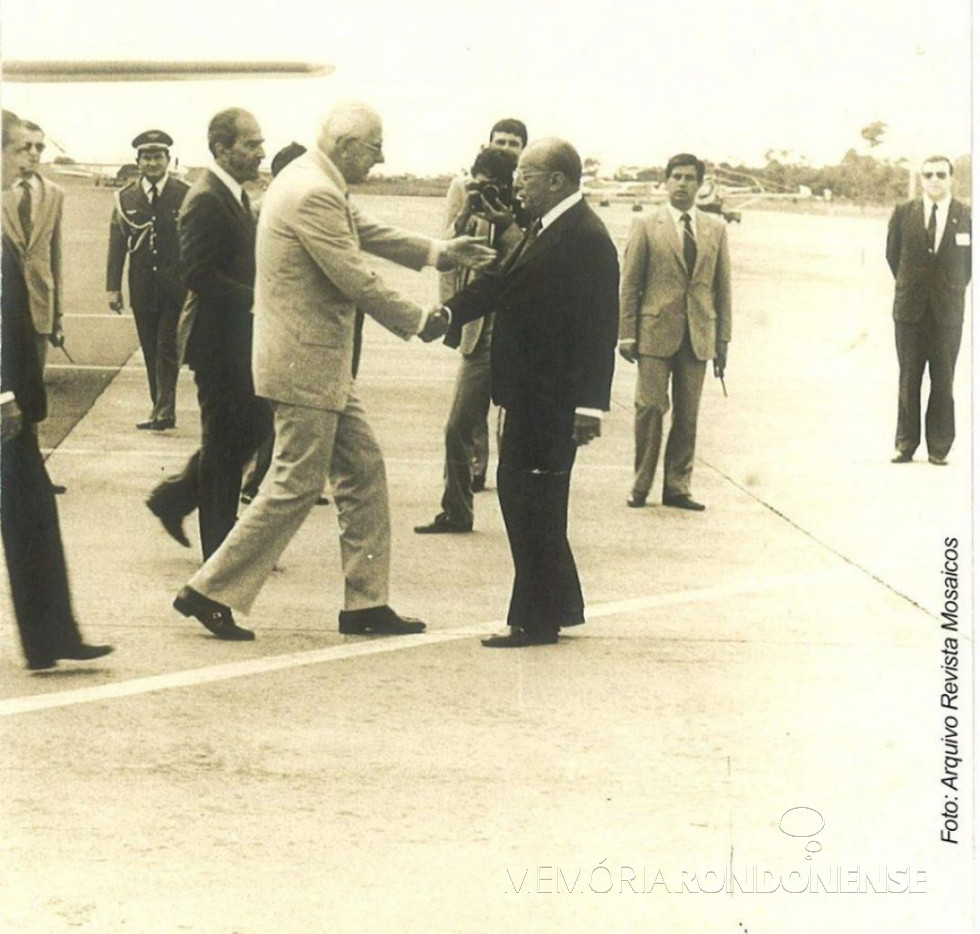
[419,306,450,343]
[108,290,125,314]
[49,324,65,348]
[1,397,23,443]
[618,340,638,364]
[713,340,728,378]
[475,191,515,227]
[572,413,602,446]
[437,236,497,272]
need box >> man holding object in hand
[173,100,495,641]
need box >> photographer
[415,137,526,535]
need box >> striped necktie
[927,202,938,253]
[681,212,697,276]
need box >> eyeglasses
[514,167,547,181]
[351,138,383,156]
[922,171,948,180]
[22,142,45,153]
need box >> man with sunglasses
[0,121,64,374]
[886,156,971,466]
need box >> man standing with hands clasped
[172,100,495,641]
[442,137,620,647]
[886,155,971,466]
[619,153,732,512]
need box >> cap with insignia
[132,129,173,153]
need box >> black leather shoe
[413,512,473,534]
[338,605,426,635]
[137,418,176,431]
[891,451,913,463]
[928,454,948,466]
[174,586,255,641]
[60,643,114,662]
[627,492,647,508]
[146,494,191,548]
[27,657,56,671]
[482,627,559,648]
[471,472,486,493]
[662,494,706,511]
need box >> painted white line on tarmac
[0,569,843,717]
[47,364,145,372]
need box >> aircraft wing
[1,60,333,83]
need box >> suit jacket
[251,149,431,411]
[886,198,971,326]
[1,234,46,425]
[1,174,64,335]
[444,198,619,415]
[177,170,257,376]
[618,205,732,361]
[106,175,190,312]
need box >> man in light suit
[106,129,190,430]
[886,155,971,466]
[145,108,272,567]
[172,100,495,641]
[1,120,65,373]
[443,138,620,647]
[619,153,732,511]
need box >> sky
[0,0,973,176]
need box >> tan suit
[619,204,732,499]
[188,149,433,615]
[2,175,64,369]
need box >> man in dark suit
[1,109,113,671]
[886,155,971,465]
[106,130,190,430]
[146,109,271,569]
[443,137,620,647]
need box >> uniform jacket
[886,198,971,326]
[177,169,257,376]
[106,175,190,312]
[618,204,732,361]
[1,174,64,335]
[251,149,431,411]
[444,198,620,414]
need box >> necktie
[149,183,159,207]
[927,202,938,253]
[681,212,697,276]
[18,179,32,239]
[241,190,252,215]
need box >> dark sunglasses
[22,142,46,153]
[922,171,948,180]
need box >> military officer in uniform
[106,130,190,430]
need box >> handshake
[419,305,451,343]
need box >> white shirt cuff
[576,408,604,420]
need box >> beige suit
[188,149,433,615]
[619,205,732,499]
[2,175,64,369]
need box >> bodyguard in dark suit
[886,155,971,465]
[444,138,619,647]
[106,130,190,430]
[146,109,271,560]
[1,109,113,670]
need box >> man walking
[106,130,190,430]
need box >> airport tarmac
[0,199,973,932]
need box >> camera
[466,179,512,214]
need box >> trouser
[189,389,390,615]
[441,335,492,525]
[133,298,182,422]
[497,406,583,636]
[150,367,271,559]
[1,428,83,665]
[894,312,962,459]
[632,330,707,500]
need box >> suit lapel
[655,206,686,275]
[937,200,961,255]
[690,210,716,280]
[508,199,586,276]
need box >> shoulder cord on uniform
[113,188,155,256]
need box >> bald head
[317,101,386,184]
[515,137,582,219]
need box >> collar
[313,147,349,197]
[923,194,952,214]
[666,202,697,228]
[18,173,39,192]
[141,174,169,197]
[209,160,243,202]
[539,190,582,232]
